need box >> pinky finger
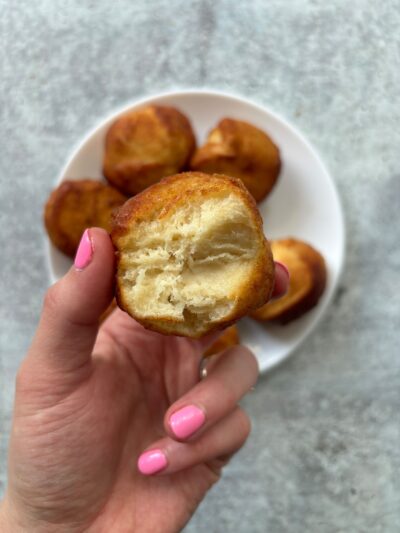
[137,408,250,476]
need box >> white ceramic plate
[47,90,345,373]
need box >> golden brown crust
[251,238,327,324]
[111,171,274,338]
[190,118,281,203]
[103,105,196,196]
[44,179,127,257]
[204,325,240,357]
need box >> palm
[11,310,219,533]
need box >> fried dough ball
[111,171,274,338]
[190,118,281,203]
[44,179,127,257]
[103,105,196,196]
[251,238,327,324]
[204,325,240,357]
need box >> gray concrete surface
[1,1,399,531]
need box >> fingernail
[137,449,167,475]
[74,229,93,270]
[271,261,290,299]
[169,405,206,440]
[275,261,290,279]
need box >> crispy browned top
[111,171,264,239]
[103,105,196,195]
[190,118,281,202]
[44,179,126,257]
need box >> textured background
[1,1,399,531]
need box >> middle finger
[164,345,258,441]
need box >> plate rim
[46,88,346,372]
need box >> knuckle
[239,346,259,377]
[217,381,237,408]
[235,408,252,443]
[43,283,61,314]
[221,345,259,381]
[15,361,30,392]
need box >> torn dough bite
[111,172,274,337]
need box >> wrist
[0,498,13,533]
[0,497,41,533]
[0,497,83,533]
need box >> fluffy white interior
[118,195,258,327]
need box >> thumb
[26,228,115,375]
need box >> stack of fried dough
[44,104,327,346]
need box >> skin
[0,228,288,533]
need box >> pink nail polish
[137,449,167,475]
[271,261,290,299]
[275,261,290,278]
[74,229,93,270]
[169,405,205,440]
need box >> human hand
[0,228,288,533]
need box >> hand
[0,228,288,533]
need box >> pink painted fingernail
[272,261,290,299]
[137,449,167,475]
[74,229,93,270]
[169,405,206,440]
[275,261,290,278]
